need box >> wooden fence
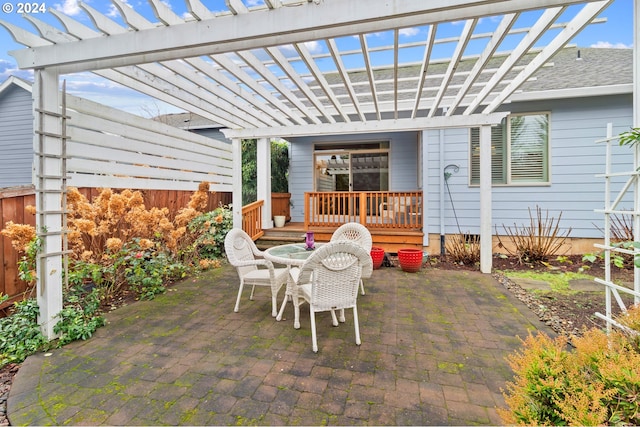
[0,185,231,315]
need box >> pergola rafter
[1,0,614,134]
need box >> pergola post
[421,130,429,247]
[232,138,243,228]
[33,69,64,339]
[256,137,273,229]
[479,124,492,273]
[633,0,639,302]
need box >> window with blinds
[470,113,549,185]
[470,126,506,185]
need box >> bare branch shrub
[497,206,571,263]
[445,233,480,265]
[610,213,634,242]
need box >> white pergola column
[633,0,639,303]
[256,137,273,229]
[232,138,243,228]
[635,0,639,129]
[33,69,64,339]
[479,125,493,273]
[421,130,429,247]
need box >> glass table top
[264,243,323,265]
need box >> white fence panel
[65,94,232,192]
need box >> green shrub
[500,305,640,425]
[0,299,48,366]
[187,205,233,260]
[54,285,106,346]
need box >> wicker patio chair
[330,222,373,295]
[290,240,373,353]
[224,228,288,317]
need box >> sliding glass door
[314,146,389,192]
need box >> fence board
[0,186,231,314]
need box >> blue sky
[0,0,634,116]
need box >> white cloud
[398,27,420,38]
[279,40,323,55]
[590,41,632,49]
[106,0,133,18]
[54,0,81,16]
[0,59,33,82]
[303,41,323,53]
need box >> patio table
[264,242,324,328]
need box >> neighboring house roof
[0,75,32,94]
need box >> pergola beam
[7,0,606,73]
[222,112,509,139]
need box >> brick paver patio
[8,264,553,425]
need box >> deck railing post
[359,192,367,224]
[304,192,310,230]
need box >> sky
[0,0,635,117]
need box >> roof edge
[510,84,633,103]
[0,75,33,94]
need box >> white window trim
[469,111,551,187]
[312,141,391,192]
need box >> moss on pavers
[8,266,554,426]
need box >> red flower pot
[397,248,423,273]
[370,247,385,269]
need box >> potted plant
[370,247,385,269]
[397,248,424,273]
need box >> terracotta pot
[370,247,385,269]
[397,248,423,273]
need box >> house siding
[287,132,420,222]
[286,94,632,240]
[428,94,634,239]
[0,84,33,188]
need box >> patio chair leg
[353,306,361,346]
[330,310,339,326]
[271,294,278,317]
[276,294,289,321]
[310,307,318,353]
[360,279,365,295]
[234,281,244,313]
[294,298,301,329]
[338,309,345,323]
[249,285,256,300]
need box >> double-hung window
[470,113,550,185]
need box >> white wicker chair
[224,228,288,317]
[330,222,373,295]
[290,240,373,353]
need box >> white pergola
[1,0,637,338]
